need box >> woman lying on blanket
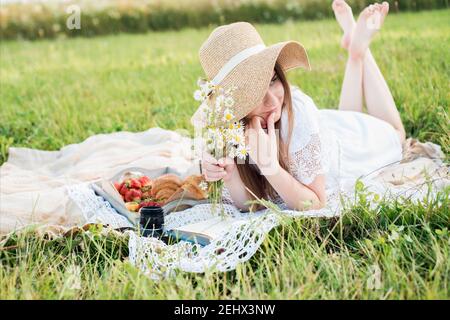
[193,1,406,211]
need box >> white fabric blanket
[0,127,448,278]
[0,128,196,235]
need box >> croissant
[155,173,183,185]
[155,184,179,196]
[181,182,207,200]
[151,174,183,197]
[152,182,179,196]
[164,187,185,203]
[155,188,178,203]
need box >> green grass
[0,9,449,299]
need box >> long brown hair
[235,62,294,208]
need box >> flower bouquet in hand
[193,78,249,211]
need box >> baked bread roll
[181,174,208,200]
[164,188,185,203]
[150,174,207,205]
[151,174,183,197]
[181,182,207,200]
[155,187,178,200]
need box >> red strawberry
[138,201,148,209]
[139,176,151,187]
[129,178,141,189]
[119,184,129,196]
[124,190,133,202]
[129,189,142,202]
[139,200,161,209]
[113,182,122,191]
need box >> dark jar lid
[139,205,164,229]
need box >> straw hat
[191,21,311,127]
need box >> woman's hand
[245,112,280,175]
[201,152,236,182]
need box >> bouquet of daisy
[193,78,249,208]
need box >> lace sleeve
[287,133,329,185]
[281,86,330,185]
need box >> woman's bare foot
[332,0,355,50]
[349,2,389,60]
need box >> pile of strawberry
[113,176,162,212]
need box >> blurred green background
[1,0,448,40]
[0,0,449,300]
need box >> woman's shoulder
[280,85,320,140]
[289,84,318,113]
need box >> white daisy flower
[201,81,215,96]
[199,180,208,191]
[222,108,234,122]
[230,132,244,145]
[236,120,244,131]
[236,144,250,160]
[194,89,206,101]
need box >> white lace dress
[225,84,403,206]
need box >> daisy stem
[209,179,224,216]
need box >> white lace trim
[288,133,331,185]
[280,86,334,186]
[128,174,448,279]
[66,183,134,229]
[65,173,448,280]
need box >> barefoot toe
[349,2,389,59]
[332,0,355,50]
[381,2,389,15]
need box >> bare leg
[351,2,406,142]
[338,56,364,112]
[363,50,405,142]
[333,1,406,142]
[332,0,363,112]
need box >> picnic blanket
[0,127,196,235]
[0,127,448,277]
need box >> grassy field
[0,9,449,299]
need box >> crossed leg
[332,0,406,143]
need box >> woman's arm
[264,164,326,210]
[246,113,327,211]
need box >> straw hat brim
[191,40,310,127]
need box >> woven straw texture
[192,22,310,125]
